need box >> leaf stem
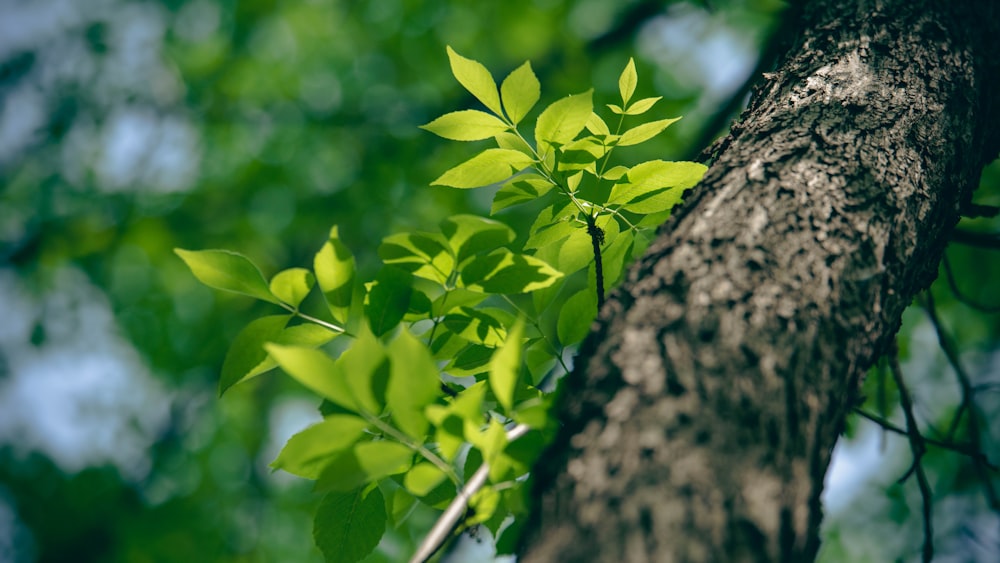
[361,411,460,486]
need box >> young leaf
[379,232,454,285]
[619,57,638,105]
[440,214,515,264]
[271,415,370,479]
[403,462,448,497]
[444,344,494,376]
[461,249,563,294]
[446,46,503,116]
[386,328,441,439]
[494,132,535,157]
[175,248,279,304]
[535,90,593,149]
[219,314,291,395]
[314,226,356,325]
[430,288,488,317]
[491,175,555,214]
[489,317,525,412]
[266,343,356,410]
[585,112,610,136]
[366,266,413,337]
[314,487,386,563]
[354,441,414,481]
[557,289,596,346]
[421,110,510,141]
[269,268,315,309]
[432,148,534,189]
[442,307,508,347]
[609,160,707,207]
[617,117,682,147]
[500,61,540,125]
[337,324,389,415]
[624,96,661,115]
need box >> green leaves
[178,49,711,563]
[175,248,279,304]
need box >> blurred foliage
[0,0,996,562]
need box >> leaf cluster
[175,49,706,562]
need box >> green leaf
[421,110,510,141]
[314,487,386,563]
[277,323,340,347]
[619,57,638,104]
[466,487,501,526]
[366,266,413,337]
[489,317,524,411]
[607,103,624,115]
[609,160,707,210]
[271,415,370,479]
[491,174,555,214]
[444,344,494,376]
[624,96,661,115]
[440,214,515,264]
[602,165,629,181]
[461,249,563,294]
[431,288,488,316]
[617,117,682,147]
[500,61,540,125]
[219,315,291,395]
[379,231,454,285]
[585,112,610,136]
[354,441,413,481]
[432,148,534,189]
[535,90,593,149]
[494,132,535,157]
[446,46,503,116]
[314,226,356,325]
[338,324,389,415]
[269,268,315,309]
[557,289,596,346]
[403,462,448,497]
[386,328,441,439]
[589,227,633,288]
[175,248,278,304]
[555,227,594,275]
[443,307,508,347]
[266,343,356,410]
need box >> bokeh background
[0,0,997,561]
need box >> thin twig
[921,292,1000,510]
[409,424,531,563]
[941,254,1000,313]
[887,340,934,563]
[852,409,998,469]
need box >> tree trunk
[519,1,1000,561]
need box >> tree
[519,1,1000,561]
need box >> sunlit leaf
[461,249,563,294]
[440,214,515,264]
[432,148,535,189]
[535,90,593,149]
[379,231,454,285]
[500,61,540,125]
[446,46,503,115]
[585,112,610,136]
[619,57,638,104]
[489,317,524,411]
[175,248,279,304]
[431,288,488,316]
[337,324,389,415]
[421,110,510,141]
[314,226,356,325]
[491,174,555,214]
[624,96,661,115]
[314,487,386,563]
[266,343,356,410]
[271,415,370,479]
[609,160,707,209]
[269,268,315,309]
[403,462,448,497]
[617,117,682,147]
[443,307,508,347]
[386,328,440,439]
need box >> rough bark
[520,1,1000,561]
